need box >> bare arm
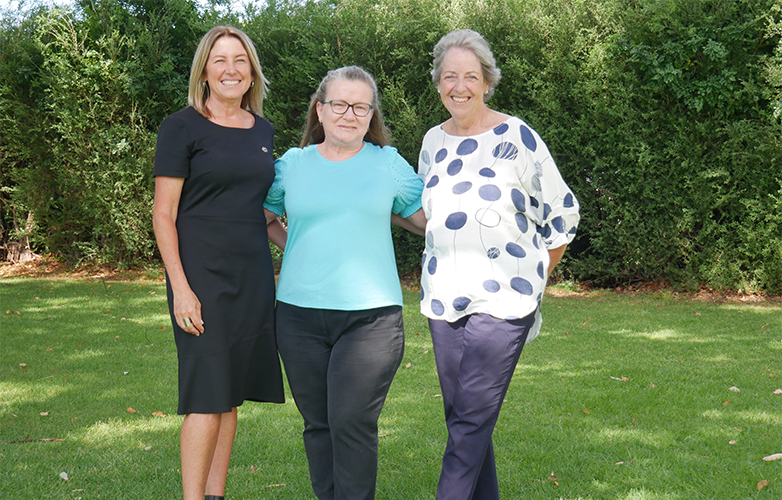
[152,176,204,335]
[264,208,287,250]
[391,208,427,236]
[547,244,568,276]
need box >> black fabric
[155,107,284,414]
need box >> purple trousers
[429,312,535,500]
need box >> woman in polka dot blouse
[417,30,580,500]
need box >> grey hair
[431,29,502,101]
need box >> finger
[192,314,205,334]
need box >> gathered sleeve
[513,121,580,249]
[153,114,192,178]
[264,148,297,216]
[387,148,424,218]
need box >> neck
[206,98,247,125]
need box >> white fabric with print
[418,116,580,341]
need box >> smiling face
[437,47,490,122]
[316,78,374,151]
[203,35,254,108]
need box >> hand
[173,287,204,336]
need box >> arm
[265,208,287,250]
[547,244,568,276]
[391,208,427,236]
[152,176,204,335]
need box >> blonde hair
[431,29,502,102]
[300,66,391,148]
[188,26,269,118]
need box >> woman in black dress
[152,26,285,500]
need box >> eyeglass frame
[321,100,374,117]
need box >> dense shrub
[1,0,780,293]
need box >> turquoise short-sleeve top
[264,143,424,310]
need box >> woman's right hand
[173,286,205,336]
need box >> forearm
[392,208,427,236]
[152,211,191,294]
[547,244,567,275]
[267,217,287,250]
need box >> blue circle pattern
[422,119,575,314]
[445,212,467,230]
[447,159,463,175]
[483,279,501,293]
[511,277,534,295]
[453,297,471,311]
[457,139,478,155]
[453,181,472,194]
[493,123,509,135]
[505,242,526,258]
[520,125,537,152]
[435,148,448,163]
[478,184,501,201]
[515,212,528,233]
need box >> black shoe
[204,496,224,500]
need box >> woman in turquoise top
[264,65,425,500]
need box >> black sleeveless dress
[154,106,284,414]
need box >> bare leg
[205,408,238,497]
[181,413,221,500]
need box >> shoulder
[277,146,308,166]
[253,115,274,134]
[422,124,444,142]
[505,115,544,151]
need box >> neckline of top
[439,117,512,139]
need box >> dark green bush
[1,0,780,293]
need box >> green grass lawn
[2,278,781,499]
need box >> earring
[202,81,207,88]
[250,81,255,88]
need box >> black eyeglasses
[322,100,373,117]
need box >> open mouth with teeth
[451,96,470,103]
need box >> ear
[316,101,324,123]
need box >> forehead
[441,47,482,73]
[209,35,247,56]
[325,78,374,101]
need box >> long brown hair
[299,66,391,148]
[188,26,269,118]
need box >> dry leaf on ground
[762,453,782,461]
[757,480,768,491]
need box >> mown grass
[1,279,781,499]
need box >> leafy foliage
[1,0,780,292]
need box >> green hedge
[1,0,780,293]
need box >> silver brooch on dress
[262,147,268,153]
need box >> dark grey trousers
[276,301,405,500]
[429,312,535,500]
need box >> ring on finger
[184,317,191,327]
